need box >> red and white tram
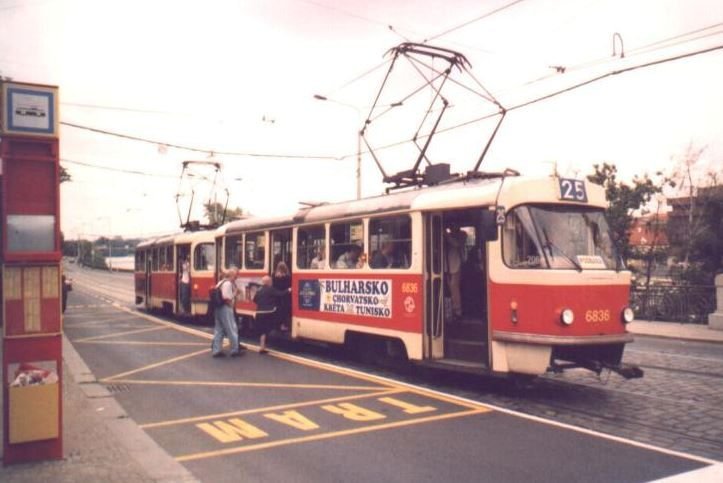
[134,230,217,316]
[212,173,641,379]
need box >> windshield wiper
[541,227,583,272]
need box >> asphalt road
[67,266,723,481]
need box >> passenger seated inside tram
[310,246,325,269]
[370,241,394,269]
[335,245,363,269]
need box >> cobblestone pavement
[0,362,153,482]
[261,335,723,463]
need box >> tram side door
[214,236,223,282]
[270,229,292,274]
[176,244,191,314]
[144,250,152,309]
[424,213,445,359]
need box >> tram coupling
[549,361,644,380]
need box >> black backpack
[208,280,228,310]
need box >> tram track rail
[510,379,723,450]
[635,363,723,379]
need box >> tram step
[422,359,488,374]
[445,337,487,362]
[445,319,488,339]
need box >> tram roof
[223,175,505,234]
[142,175,607,240]
[136,229,218,248]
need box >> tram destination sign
[298,278,393,319]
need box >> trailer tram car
[215,173,642,379]
[135,230,217,317]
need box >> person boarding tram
[272,261,292,331]
[179,255,191,314]
[253,275,292,354]
[445,225,466,322]
[212,266,242,358]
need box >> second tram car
[135,230,217,316]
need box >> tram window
[159,246,167,271]
[225,235,243,269]
[194,243,215,271]
[297,225,326,269]
[369,216,411,269]
[271,230,292,271]
[330,220,364,269]
[135,251,145,271]
[163,245,174,271]
[502,207,544,269]
[151,248,159,272]
[245,232,265,270]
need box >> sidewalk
[0,337,196,482]
[628,319,723,344]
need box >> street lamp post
[313,94,362,200]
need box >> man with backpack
[211,266,242,357]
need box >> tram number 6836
[585,309,610,323]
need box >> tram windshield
[503,205,619,270]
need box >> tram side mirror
[479,210,499,242]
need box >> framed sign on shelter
[1,82,59,138]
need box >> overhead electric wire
[358,43,723,157]
[508,43,723,111]
[60,121,342,160]
[517,22,723,90]
[566,24,723,74]
[61,101,188,116]
[631,27,723,58]
[424,0,528,43]
[331,58,393,93]
[61,158,178,178]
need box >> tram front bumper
[492,331,643,379]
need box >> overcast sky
[1,0,721,240]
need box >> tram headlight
[621,307,634,324]
[560,308,574,326]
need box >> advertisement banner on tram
[298,278,393,319]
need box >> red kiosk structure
[1,80,63,464]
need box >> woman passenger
[272,261,292,331]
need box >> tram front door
[424,213,445,359]
[425,209,491,367]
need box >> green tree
[203,201,244,226]
[587,163,670,261]
[76,239,107,269]
[60,165,71,183]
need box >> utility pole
[313,94,362,200]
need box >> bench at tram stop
[708,273,723,331]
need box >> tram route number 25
[558,178,588,203]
